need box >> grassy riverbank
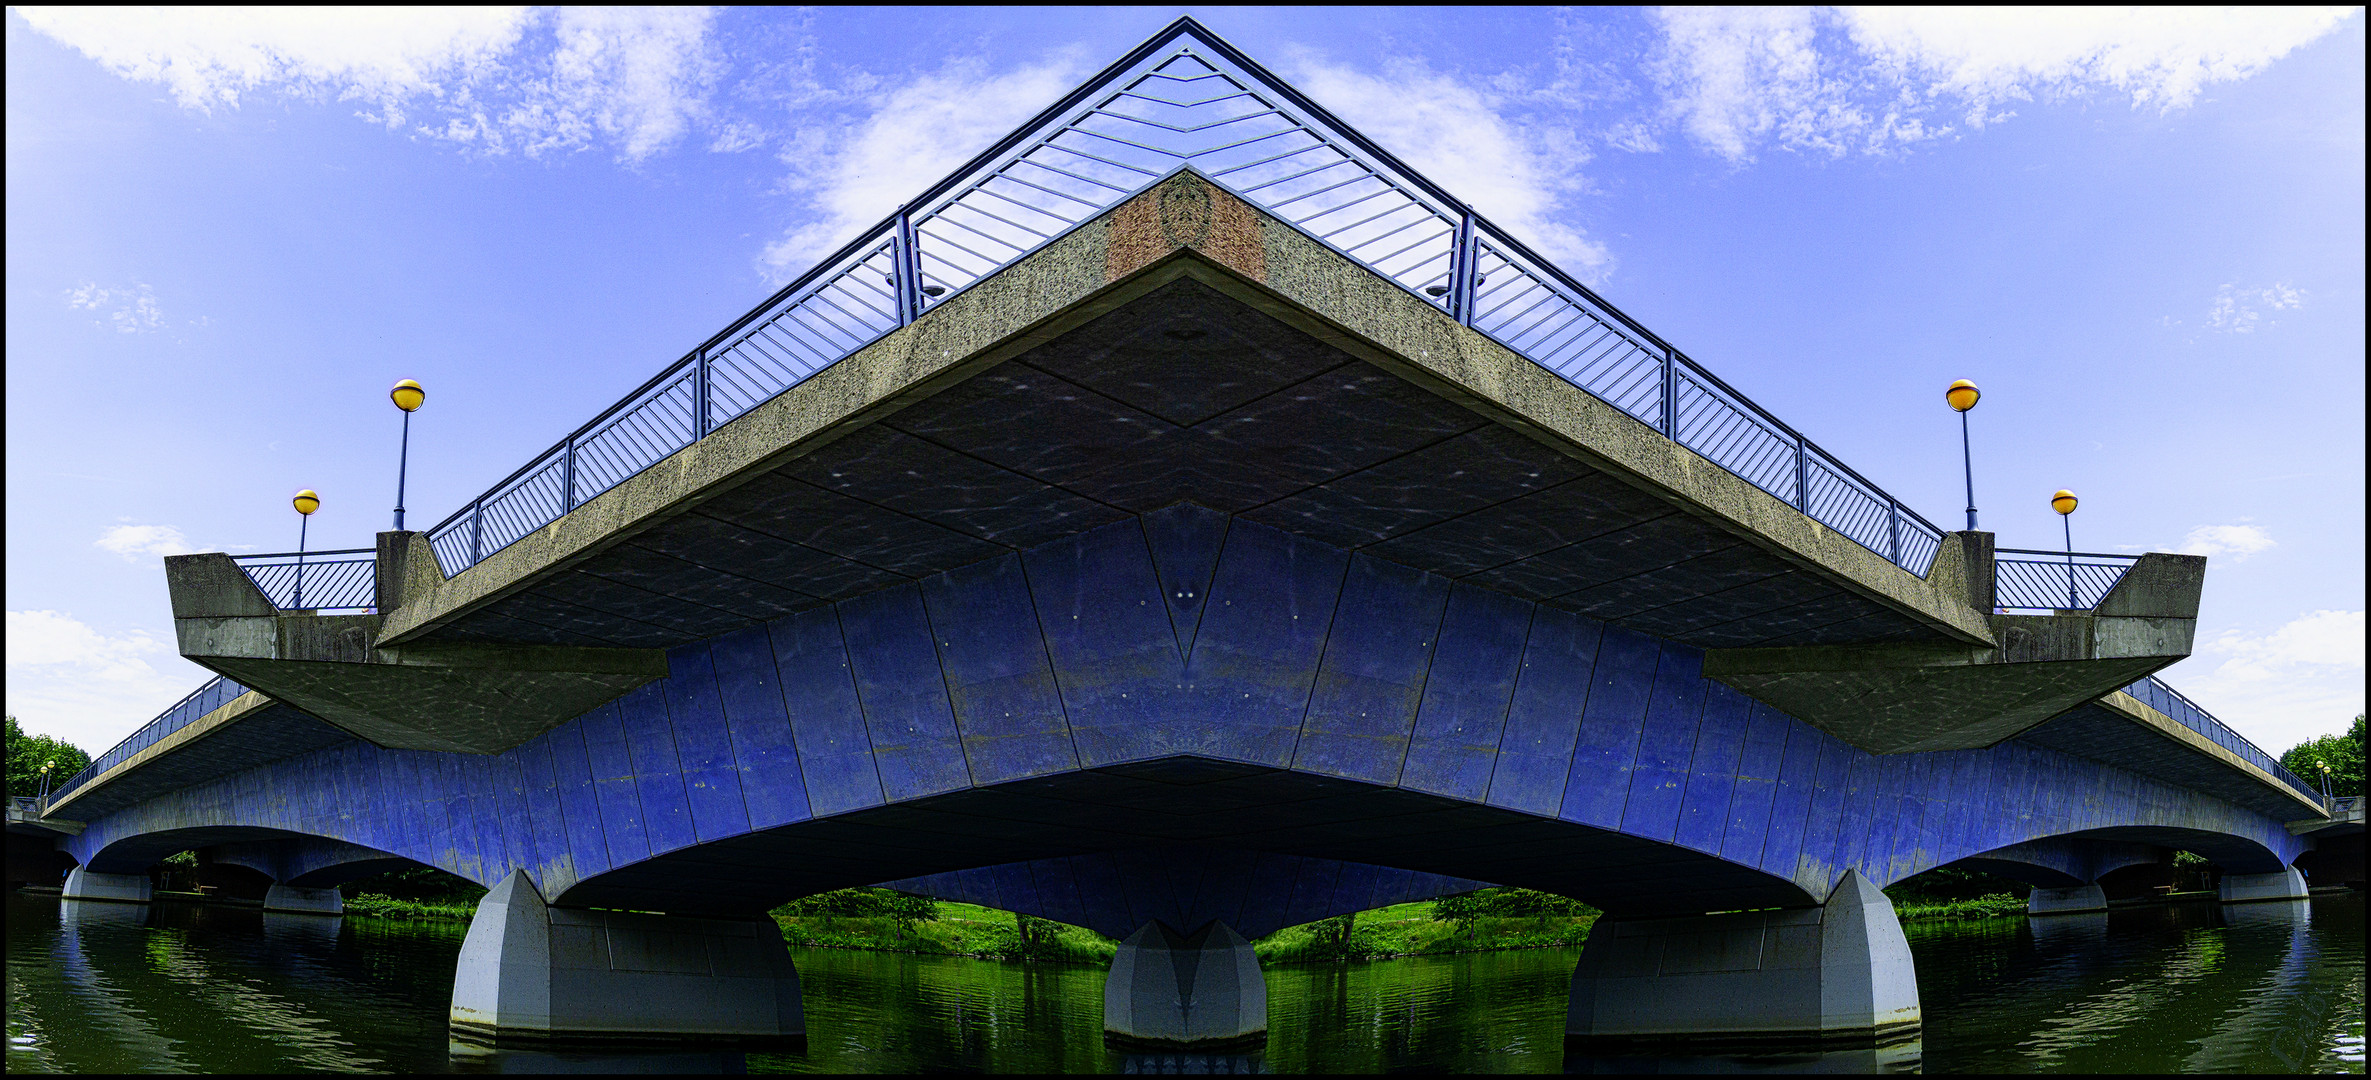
[341,894,479,921]
[1891,893,2026,922]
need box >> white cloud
[95,524,197,562]
[16,6,722,162]
[65,282,166,333]
[2205,281,2307,333]
[761,56,1089,278]
[2171,523,2276,562]
[1646,6,2357,161]
[1292,59,1611,278]
[2167,610,2366,752]
[5,611,205,755]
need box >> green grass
[771,901,1116,965]
[1891,892,2026,922]
[1254,899,1599,964]
[341,893,478,922]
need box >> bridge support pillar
[1566,870,1918,1050]
[449,870,803,1045]
[62,866,152,904]
[2219,866,2308,904]
[263,884,344,915]
[1105,920,1265,1048]
[2026,884,2108,915]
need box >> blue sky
[7,7,2362,762]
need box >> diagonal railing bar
[1993,549,2140,612]
[231,549,377,612]
[41,674,249,813]
[422,17,1954,579]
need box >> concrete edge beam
[43,689,277,820]
[2092,693,2331,822]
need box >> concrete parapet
[1566,870,1918,1049]
[63,866,152,904]
[2026,884,2108,915]
[2218,866,2309,904]
[450,870,804,1045]
[1105,920,1266,1048]
[262,884,345,915]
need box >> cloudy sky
[7,7,2362,765]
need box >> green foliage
[344,894,479,921]
[1256,898,1599,964]
[770,899,1114,963]
[775,887,939,925]
[1883,864,2031,904]
[1890,893,2025,922]
[161,851,198,868]
[5,715,92,799]
[1430,887,1593,927]
[2279,715,2365,799]
[337,864,487,903]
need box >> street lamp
[292,488,320,609]
[1946,380,1980,531]
[390,379,425,531]
[2052,489,2079,609]
[38,759,54,802]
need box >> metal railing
[232,549,376,612]
[40,675,248,813]
[1994,549,2139,612]
[2332,795,2364,818]
[415,18,1948,579]
[2124,675,2324,808]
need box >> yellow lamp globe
[1945,379,1980,412]
[391,379,425,412]
[293,489,321,515]
[2051,490,2078,515]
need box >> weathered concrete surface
[2022,690,2327,820]
[2026,885,2109,915]
[167,544,667,753]
[63,866,152,904]
[450,870,804,1045]
[1704,551,2206,753]
[262,884,344,914]
[1565,870,1918,1048]
[1105,920,1266,1047]
[2218,867,2308,903]
[373,171,1994,664]
[41,688,348,821]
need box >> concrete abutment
[1104,920,1267,1048]
[62,866,152,904]
[1565,870,1919,1050]
[2218,866,2309,904]
[449,871,804,1046]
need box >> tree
[1431,887,1594,928]
[2278,714,2365,799]
[5,716,93,799]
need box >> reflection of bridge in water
[10,17,2347,1055]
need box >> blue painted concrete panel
[1720,701,1789,867]
[1023,520,1180,766]
[1143,502,1229,661]
[839,586,974,801]
[1188,520,1349,767]
[1293,555,1451,784]
[579,702,652,868]
[1281,859,1343,929]
[990,860,1040,917]
[514,738,565,886]
[1399,585,1531,801]
[708,625,813,832]
[1794,730,1853,895]
[1028,860,1090,929]
[1240,854,1301,936]
[1675,679,1750,856]
[1328,859,1381,917]
[662,644,755,843]
[1554,621,1658,827]
[544,720,613,883]
[766,608,883,818]
[1619,644,1708,844]
[616,681,698,856]
[920,554,1080,785]
[1075,853,1135,935]
[1485,609,1604,816]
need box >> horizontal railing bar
[231,548,375,560]
[1996,549,2144,559]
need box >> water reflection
[6,892,2365,1074]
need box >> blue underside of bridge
[65,505,2302,928]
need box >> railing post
[694,352,712,438]
[1887,497,1901,565]
[561,439,577,512]
[894,209,924,325]
[1448,209,1477,326]
[470,501,484,566]
[1662,351,1679,439]
[1792,435,1809,511]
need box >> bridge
[14,19,2347,1054]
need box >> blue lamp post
[1946,380,1980,531]
[390,379,425,530]
[2052,489,2079,609]
[292,488,319,608]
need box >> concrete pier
[262,884,344,915]
[1105,921,1266,1048]
[1566,871,1919,1049]
[2026,884,2109,915]
[62,866,152,904]
[449,871,803,1045]
[2218,866,2309,904]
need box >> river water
[5,892,2362,1074]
